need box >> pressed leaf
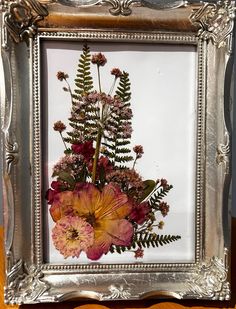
[149,185,173,209]
[138,180,156,202]
[58,171,75,187]
[109,233,181,254]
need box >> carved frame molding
[0,0,233,304]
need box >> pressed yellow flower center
[86,213,96,227]
[67,228,79,241]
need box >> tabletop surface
[0,219,235,309]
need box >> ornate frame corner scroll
[1,0,233,304]
[100,0,188,16]
[4,260,50,305]
[186,250,230,300]
[3,0,48,43]
[190,0,235,52]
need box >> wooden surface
[0,220,235,309]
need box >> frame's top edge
[36,30,198,45]
[38,3,199,32]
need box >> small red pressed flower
[88,156,113,178]
[72,141,95,162]
[134,248,144,259]
[53,121,66,133]
[91,53,107,66]
[57,71,69,81]
[98,156,113,173]
[46,181,64,204]
[129,201,150,225]
[111,68,122,78]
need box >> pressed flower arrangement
[46,44,181,261]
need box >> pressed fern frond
[149,185,173,210]
[74,44,93,95]
[65,44,98,143]
[116,72,131,103]
[109,233,181,254]
[104,72,133,165]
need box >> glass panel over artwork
[41,41,197,264]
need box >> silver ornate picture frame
[0,0,234,304]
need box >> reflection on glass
[58,0,100,6]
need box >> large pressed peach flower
[50,183,134,260]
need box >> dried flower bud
[100,146,107,154]
[91,53,107,66]
[159,202,170,217]
[57,71,69,81]
[111,68,122,78]
[53,121,66,133]
[158,221,165,229]
[160,178,168,189]
[133,145,144,158]
[134,248,144,259]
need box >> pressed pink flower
[52,154,84,177]
[50,183,134,260]
[113,97,123,108]
[121,107,133,119]
[101,94,114,106]
[122,122,133,138]
[106,168,143,192]
[111,68,122,78]
[91,53,107,66]
[83,91,100,104]
[53,121,66,133]
[72,141,95,162]
[129,201,150,225]
[57,71,68,81]
[52,216,94,258]
[134,248,144,259]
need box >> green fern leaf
[149,185,173,209]
[109,232,181,254]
